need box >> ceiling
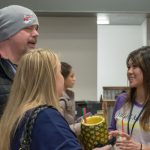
[36,12,148,25]
[104,13,147,25]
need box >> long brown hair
[126,46,150,131]
[0,48,60,150]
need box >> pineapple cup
[80,115,108,150]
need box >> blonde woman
[0,49,112,150]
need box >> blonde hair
[0,48,60,150]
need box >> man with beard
[0,5,39,117]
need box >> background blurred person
[59,62,76,124]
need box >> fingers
[118,132,131,140]
[93,145,112,150]
[109,130,120,137]
[102,145,112,150]
[109,130,131,140]
[108,130,119,141]
[116,139,141,150]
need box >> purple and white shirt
[109,93,150,144]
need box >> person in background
[60,62,76,124]
[0,48,112,150]
[109,46,150,150]
[0,5,39,117]
[59,62,81,136]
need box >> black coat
[0,57,16,117]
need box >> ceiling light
[97,14,110,25]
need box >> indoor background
[1,0,150,102]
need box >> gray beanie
[0,5,39,41]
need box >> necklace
[127,102,145,136]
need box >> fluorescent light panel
[97,14,110,24]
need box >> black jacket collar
[0,57,16,81]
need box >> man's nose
[32,28,39,37]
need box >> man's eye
[24,27,32,31]
[25,26,34,30]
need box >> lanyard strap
[127,102,145,136]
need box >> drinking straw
[84,107,87,123]
[82,107,87,123]
[82,107,84,118]
[122,117,124,132]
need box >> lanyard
[127,102,145,136]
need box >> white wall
[37,17,97,101]
[147,18,150,46]
[36,16,146,101]
[97,25,144,99]
[142,19,147,46]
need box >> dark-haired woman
[109,46,150,150]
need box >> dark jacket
[11,107,82,150]
[0,57,16,117]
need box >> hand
[70,122,81,136]
[116,139,141,150]
[115,132,141,150]
[93,145,112,150]
[109,130,130,140]
[109,130,122,139]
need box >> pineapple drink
[80,115,108,150]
